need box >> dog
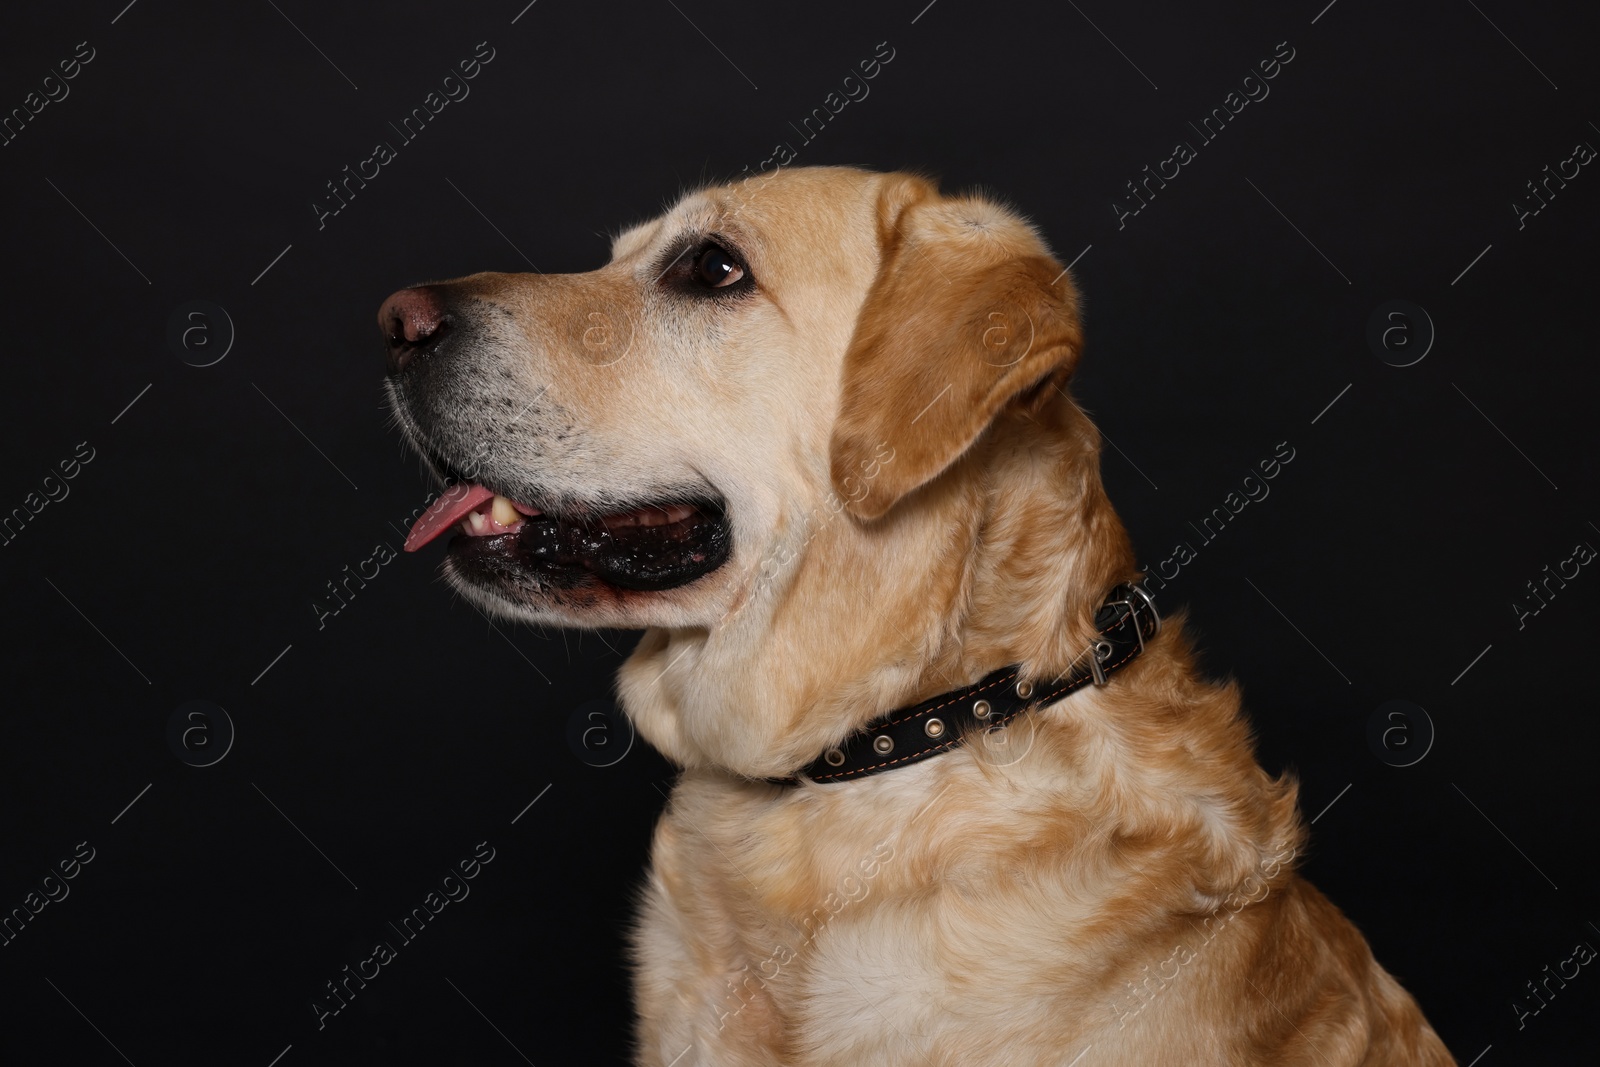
[379,166,1454,1065]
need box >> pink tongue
[405,484,494,552]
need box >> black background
[2,1,1596,1064]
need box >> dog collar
[768,583,1160,786]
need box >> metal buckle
[1105,583,1161,652]
[1127,582,1161,638]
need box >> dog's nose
[378,286,448,373]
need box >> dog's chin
[439,499,735,628]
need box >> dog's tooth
[492,495,521,526]
[467,511,489,534]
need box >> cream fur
[395,167,1454,1066]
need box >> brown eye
[691,244,745,288]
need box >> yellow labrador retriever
[380,167,1454,1065]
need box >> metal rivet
[924,717,946,739]
[824,747,846,766]
[973,699,992,720]
[872,735,894,755]
[1015,680,1034,699]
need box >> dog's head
[383,167,1129,771]
[386,168,1086,620]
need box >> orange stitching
[878,670,1019,730]
[810,736,964,780]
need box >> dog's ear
[829,178,1083,520]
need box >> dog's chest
[640,871,962,1063]
[635,786,1136,1065]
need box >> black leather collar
[767,583,1160,786]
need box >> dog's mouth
[404,481,732,593]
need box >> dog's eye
[691,244,746,288]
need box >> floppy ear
[829,180,1083,520]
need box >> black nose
[377,285,449,373]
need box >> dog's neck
[617,394,1140,780]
